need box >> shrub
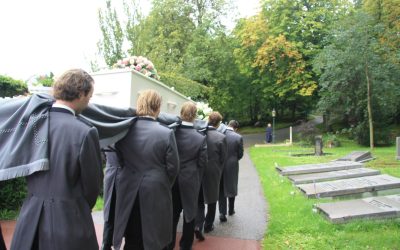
[0,178,27,211]
[0,75,28,98]
[158,72,210,101]
[294,120,320,146]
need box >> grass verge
[250,140,400,249]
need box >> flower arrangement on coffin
[113,55,160,80]
[196,102,213,121]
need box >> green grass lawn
[250,139,400,249]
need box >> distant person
[112,90,180,250]
[0,224,6,250]
[195,112,227,240]
[165,102,208,250]
[10,69,103,250]
[266,123,272,143]
[219,120,244,222]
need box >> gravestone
[297,174,400,198]
[288,168,380,184]
[316,194,400,223]
[397,137,400,160]
[336,151,374,163]
[315,135,323,156]
[276,161,364,176]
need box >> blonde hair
[136,89,162,117]
[180,102,197,122]
[208,111,222,127]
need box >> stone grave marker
[397,137,400,160]
[288,168,380,184]
[336,151,374,163]
[316,194,400,223]
[297,174,400,198]
[276,161,364,176]
[315,135,323,156]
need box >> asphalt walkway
[1,133,268,250]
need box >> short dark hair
[53,69,94,101]
[208,111,222,127]
[228,120,239,129]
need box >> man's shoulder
[76,116,95,128]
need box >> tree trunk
[365,63,374,150]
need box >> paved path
[1,133,268,250]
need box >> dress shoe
[228,210,235,216]
[194,229,205,241]
[204,225,214,233]
[219,214,227,222]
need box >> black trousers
[0,224,6,250]
[124,195,144,250]
[166,182,195,250]
[218,177,236,215]
[195,186,205,231]
[102,187,116,250]
[195,186,217,231]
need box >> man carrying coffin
[219,120,244,222]
[165,102,208,250]
[10,69,103,250]
[195,111,227,239]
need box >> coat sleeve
[197,136,208,171]
[238,136,244,160]
[166,130,180,186]
[79,127,103,208]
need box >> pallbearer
[219,120,244,222]
[11,69,103,250]
[195,112,227,239]
[164,102,208,250]
[113,90,179,250]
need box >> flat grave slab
[316,194,400,223]
[297,174,400,198]
[276,161,364,176]
[336,151,374,163]
[288,168,380,184]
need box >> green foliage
[0,178,27,211]
[0,75,28,98]
[250,143,400,249]
[35,72,54,87]
[314,11,400,146]
[158,71,210,101]
[98,0,125,66]
[324,132,341,147]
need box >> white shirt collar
[226,127,234,131]
[52,103,75,116]
[181,121,194,126]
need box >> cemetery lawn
[250,139,400,249]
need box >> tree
[314,11,400,148]
[124,0,147,56]
[98,0,125,66]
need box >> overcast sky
[0,0,260,81]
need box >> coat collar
[50,107,74,116]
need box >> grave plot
[297,174,400,198]
[288,168,380,184]
[316,194,400,223]
[276,161,364,176]
[336,151,374,163]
